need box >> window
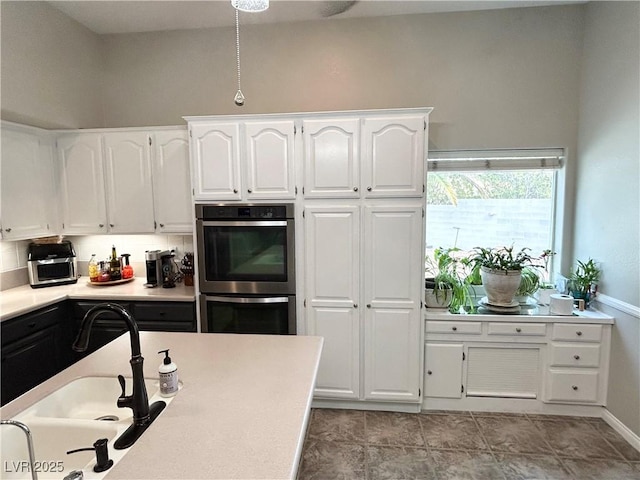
[426,148,564,279]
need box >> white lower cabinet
[305,203,423,404]
[424,319,612,409]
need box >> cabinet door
[1,325,62,406]
[361,115,425,197]
[190,122,241,200]
[425,343,464,398]
[58,133,108,234]
[103,132,155,233]
[1,128,54,240]
[244,121,296,199]
[363,205,423,402]
[304,206,360,399]
[152,130,192,233]
[302,118,360,198]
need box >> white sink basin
[0,418,118,480]
[18,376,160,421]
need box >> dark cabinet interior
[1,299,196,406]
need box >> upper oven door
[196,218,295,294]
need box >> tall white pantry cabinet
[302,110,430,407]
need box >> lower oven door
[200,294,296,335]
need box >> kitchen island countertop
[1,277,195,322]
[0,331,323,480]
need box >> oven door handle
[199,220,288,227]
[204,296,290,304]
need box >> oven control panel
[196,204,294,220]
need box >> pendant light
[231,0,268,106]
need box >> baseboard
[602,409,640,453]
[595,294,640,318]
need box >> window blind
[428,148,565,171]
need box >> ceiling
[47,0,586,35]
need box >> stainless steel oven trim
[196,217,296,295]
[200,220,288,228]
[199,294,296,334]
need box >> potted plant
[425,248,475,312]
[535,249,557,304]
[568,258,601,307]
[470,246,536,306]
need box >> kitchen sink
[17,376,160,421]
[0,418,119,480]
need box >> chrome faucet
[73,303,165,449]
[1,419,38,480]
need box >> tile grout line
[363,410,369,480]
[585,419,636,465]
[469,411,509,480]
[416,411,438,480]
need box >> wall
[0,1,104,129]
[575,1,640,436]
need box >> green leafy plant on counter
[470,246,537,273]
[515,266,541,298]
[425,247,475,313]
[568,258,601,303]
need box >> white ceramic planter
[480,266,522,306]
[425,288,453,309]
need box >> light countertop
[0,331,323,480]
[1,278,195,322]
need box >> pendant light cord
[235,8,243,99]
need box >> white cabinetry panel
[425,343,464,399]
[303,118,360,198]
[152,130,192,233]
[58,133,107,235]
[546,370,599,403]
[103,132,155,234]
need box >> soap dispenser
[158,349,179,397]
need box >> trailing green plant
[470,246,537,273]
[425,247,475,313]
[515,266,541,297]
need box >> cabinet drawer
[426,321,482,335]
[552,324,602,342]
[1,305,62,345]
[550,343,601,367]
[134,302,195,322]
[73,301,131,320]
[487,323,546,336]
[546,370,599,403]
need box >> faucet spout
[73,303,165,450]
[1,420,38,480]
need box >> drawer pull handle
[353,303,358,308]
[367,186,372,192]
[452,326,457,331]
[576,331,583,336]
[367,304,371,308]
[427,370,433,375]
[233,189,238,194]
[5,228,12,233]
[353,187,358,192]
[28,322,36,328]
[572,385,578,391]
[574,354,580,360]
[515,328,522,333]
[248,189,252,193]
[99,224,104,228]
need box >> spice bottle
[88,254,99,282]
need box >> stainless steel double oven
[195,203,296,335]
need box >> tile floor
[298,409,640,480]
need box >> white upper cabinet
[189,120,296,201]
[361,115,426,197]
[1,126,56,240]
[189,122,242,201]
[152,130,192,233]
[103,132,155,234]
[244,121,296,199]
[302,118,360,198]
[58,133,108,235]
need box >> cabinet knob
[99,224,104,228]
[248,189,252,193]
[574,354,580,360]
[452,326,457,331]
[353,303,358,308]
[4,228,11,233]
[353,187,358,192]
[427,370,433,375]
[576,331,583,336]
[572,385,578,391]
[367,186,372,192]
[159,223,164,228]
[515,327,522,333]
[366,304,371,308]
[110,224,114,228]
[233,189,238,194]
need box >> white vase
[425,288,453,309]
[480,266,522,306]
